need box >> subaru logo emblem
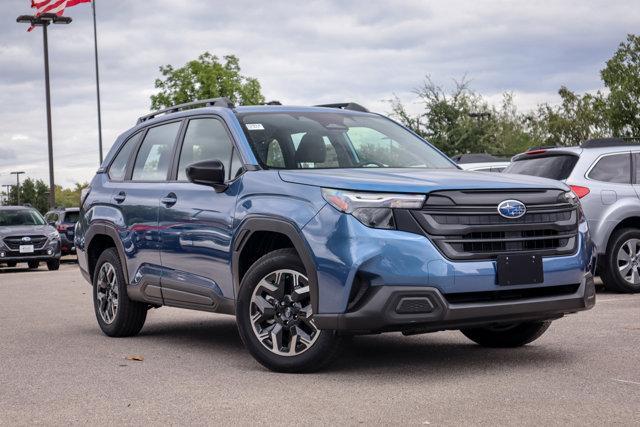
[497,200,526,219]
[22,236,31,242]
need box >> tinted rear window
[504,155,578,180]
[63,211,79,223]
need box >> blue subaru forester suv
[76,99,595,372]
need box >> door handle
[161,193,177,207]
[113,191,126,204]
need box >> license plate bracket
[19,245,35,254]
[496,254,543,286]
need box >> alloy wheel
[96,262,119,324]
[249,269,319,356]
[617,238,640,285]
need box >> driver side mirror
[186,160,227,192]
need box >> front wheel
[236,248,343,373]
[47,259,60,271]
[461,321,552,347]
[27,261,39,269]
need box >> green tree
[600,34,640,137]
[531,86,609,146]
[390,77,535,156]
[150,53,265,110]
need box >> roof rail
[137,97,235,124]
[581,137,640,148]
[314,102,369,113]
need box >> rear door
[158,116,243,311]
[113,120,182,298]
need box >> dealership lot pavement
[0,262,638,425]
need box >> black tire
[7,262,17,268]
[47,259,60,271]
[236,248,344,373]
[92,248,147,337]
[27,261,39,269]
[461,321,552,347]
[601,228,640,293]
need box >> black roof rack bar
[314,102,369,113]
[581,137,640,148]
[137,97,235,124]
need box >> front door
[159,116,243,312]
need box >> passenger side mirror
[186,160,227,192]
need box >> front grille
[408,189,579,260]
[3,235,48,250]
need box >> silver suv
[506,138,640,293]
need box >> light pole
[10,171,25,205]
[16,13,72,209]
[1,185,13,206]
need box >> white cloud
[0,0,639,187]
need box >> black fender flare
[84,221,130,283]
[232,216,320,313]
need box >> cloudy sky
[0,0,638,188]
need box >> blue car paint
[302,202,592,313]
[77,104,594,320]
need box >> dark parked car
[44,207,79,256]
[0,206,61,270]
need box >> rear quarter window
[587,153,631,184]
[504,154,578,180]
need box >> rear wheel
[236,248,343,373]
[27,261,39,269]
[461,321,552,347]
[601,228,640,293]
[92,248,147,337]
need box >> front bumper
[0,253,61,262]
[314,273,595,332]
[0,241,61,263]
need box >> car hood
[279,168,569,193]
[0,225,55,237]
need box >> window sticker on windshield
[246,123,264,130]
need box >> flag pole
[92,0,103,164]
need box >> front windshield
[237,111,455,170]
[0,209,46,227]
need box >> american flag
[28,0,91,30]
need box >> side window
[45,212,58,223]
[230,149,244,179]
[634,153,640,183]
[109,132,142,181]
[588,153,631,184]
[132,121,181,181]
[177,118,235,181]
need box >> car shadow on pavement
[129,316,575,376]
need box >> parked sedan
[0,206,61,270]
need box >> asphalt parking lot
[0,261,639,425]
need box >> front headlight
[48,231,60,240]
[322,188,426,229]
